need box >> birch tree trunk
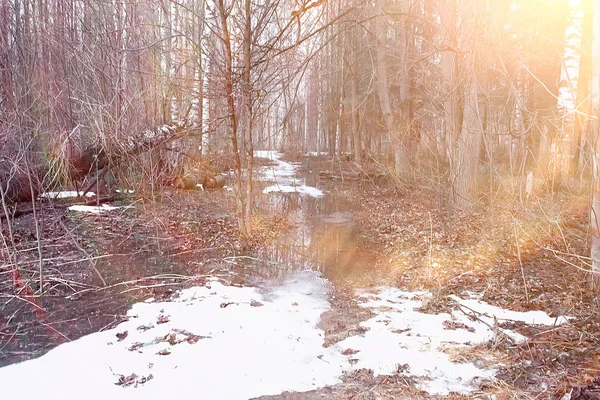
[554,0,586,186]
[191,0,205,145]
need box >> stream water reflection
[255,153,380,286]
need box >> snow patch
[0,276,569,398]
[255,150,299,182]
[334,288,571,395]
[0,271,346,400]
[68,204,124,213]
[255,150,324,198]
[449,295,571,327]
[40,191,96,199]
[254,150,283,160]
[263,184,324,198]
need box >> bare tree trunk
[192,0,205,151]
[440,0,459,200]
[590,0,600,290]
[216,0,246,235]
[573,0,594,171]
[454,77,483,209]
[373,4,409,175]
[242,0,253,235]
[161,1,173,123]
[444,0,484,210]
[350,44,361,166]
[308,61,319,153]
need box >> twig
[513,219,529,304]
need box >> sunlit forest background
[1,0,600,281]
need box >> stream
[0,152,572,399]
[253,151,381,286]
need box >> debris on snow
[333,287,572,395]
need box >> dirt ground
[2,156,600,399]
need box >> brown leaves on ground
[336,183,597,397]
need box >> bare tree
[590,0,600,289]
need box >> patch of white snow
[449,295,571,328]
[0,271,346,400]
[68,204,123,213]
[255,150,324,198]
[0,275,570,398]
[39,191,95,199]
[334,288,571,395]
[263,184,324,198]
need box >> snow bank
[254,150,283,160]
[449,295,571,326]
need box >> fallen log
[203,175,226,189]
[172,174,226,190]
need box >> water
[254,153,382,287]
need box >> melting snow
[0,274,571,399]
[255,150,324,198]
[450,295,571,326]
[0,271,345,400]
[68,204,126,213]
[39,191,96,199]
[263,184,324,198]
[334,288,570,395]
[255,150,284,160]
[256,151,299,183]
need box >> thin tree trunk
[573,0,594,171]
[242,0,253,234]
[589,0,600,290]
[350,44,361,166]
[216,0,246,235]
[454,77,483,209]
[373,3,408,176]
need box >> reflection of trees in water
[255,192,315,279]
[254,191,375,284]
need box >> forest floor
[1,154,600,399]
[312,175,600,400]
